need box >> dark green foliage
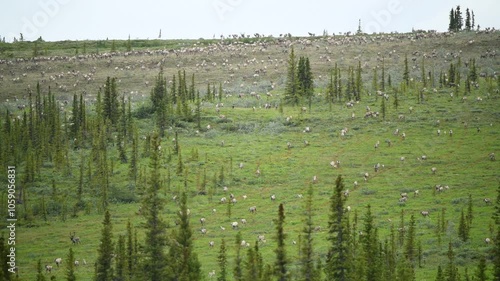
[403,54,409,85]
[115,235,126,281]
[381,57,386,91]
[475,256,488,281]
[469,59,478,82]
[362,205,381,281]
[126,220,135,280]
[274,203,288,281]
[326,175,350,281]
[234,232,243,281]
[421,57,427,87]
[381,98,386,120]
[243,242,260,281]
[404,215,416,265]
[103,77,119,125]
[142,132,167,280]
[494,184,500,281]
[297,56,314,109]
[397,255,415,281]
[218,239,228,281]
[458,209,469,242]
[465,8,472,31]
[449,8,456,32]
[95,210,114,281]
[300,184,317,281]
[444,242,460,281]
[66,248,76,281]
[436,265,445,281]
[0,238,11,281]
[36,259,46,281]
[355,60,362,101]
[151,68,169,134]
[167,192,201,281]
[284,47,299,105]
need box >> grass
[0,31,499,280]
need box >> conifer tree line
[449,5,476,32]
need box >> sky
[1,0,499,42]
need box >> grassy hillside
[0,31,499,280]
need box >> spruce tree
[142,132,167,280]
[449,8,456,31]
[234,232,243,281]
[325,175,350,281]
[284,47,299,105]
[444,243,460,281]
[355,60,362,101]
[475,256,487,281]
[436,265,445,281]
[95,210,114,281]
[465,8,471,31]
[274,203,288,281]
[168,192,201,281]
[36,259,46,281]
[126,220,135,280]
[472,10,475,29]
[243,244,259,281]
[455,6,463,31]
[218,239,228,281]
[380,57,385,91]
[458,209,469,242]
[67,248,76,281]
[115,235,126,281]
[300,184,317,281]
[493,184,500,281]
[381,98,386,120]
[421,57,427,87]
[404,214,416,265]
[403,54,410,86]
[362,205,380,281]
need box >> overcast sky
[1,0,499,42]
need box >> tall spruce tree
[475,256,488,281]
[66,248,77,281]
[126,220,135,280]
[36,259,46,281]
[95,210,114,281]
[444,242,460,281]
[167,192,202,281]
[141,132,167,280]
[455,6,463,31]
[325,175,350,281]
[465,8,472,31]
[403,54,410,86]
[151,68,168,135]
[458,209,469,241]
[234,232,243,281]
[300,184,317,281]
[449,8,456,31]
[362,205,381,281]
[284,47,299,105]
[274,203,289,281]
[493,184,500,280]
[115,235,126,281]
[404,214,417,265]
[218,239,228,281]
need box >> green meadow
[0,31,499,280]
